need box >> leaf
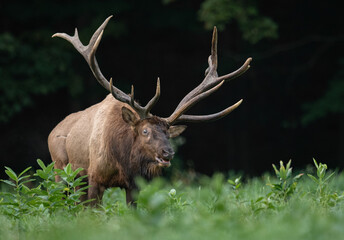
[37,159,46,170]
[228,179,235,185]
[235,177,241,184]
[266,192,274,197]
[18,166,32,178]
[20,179,36,185]
[279,161,286,180]
[20,184,31,193]
[255,197,264,203]
[324,172,335,183]
[70,167,84,180]
[286,160,292,171]
[48,188,64,195]
[64,164,72,175]
[71,180,87,188]
[18,175,32,182]
[272,184,282,191]
[78,175,88,180]
[35,169,48,180]
[0,202,19,206]
[46,162,55,173]
[0,179,16,187]
[254,207,265,214]
[293,173,304,180]
[81,198,96,205]
[68,193,82,202]
[5,167,18,181]
[307,174,319,184]
[318,166,326,179]
[282,181,287,190]
[272,164,279,177]
[75,185,90,193]
[54,168,64,175]
[313,158,319,169]
[286,168,292,179]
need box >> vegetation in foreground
[1,159,344,240]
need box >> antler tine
[164,80,225,124]
[175,26,219,111]
[174,99,243,123]
[210,26,218,73]
[130,85,135,106]
[144,77,161,115]
[53,16,130,103]
[217,57,252,82]
[53,16,160,119]
[53,16,112,90]
[165,26,251,125]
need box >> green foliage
[268,160,303,202]
[167,188,189,211]
[1,159,344,239]
[307,158,334,189]
[99,187,128,216]
[134,177,189,222]
[228,176,241,200]
[302,58,344,125]
[0,166,35,217]
[198,0,278,43]
[0,33,79,122]
[307,158,342,206]
[249,160,303,213]
[0,0,279,123]
[0,159,89,217]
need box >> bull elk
[48,16,252,205]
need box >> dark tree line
[0,0,343,178]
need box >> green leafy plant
[1,158,344,240]
[267,160,303,202]
[35,159,92,211]
[136,178,169,215]
[307,158,335,193]
[99,187,128,216]
[167,188,189,212]
[307,158,342,206]
[228,176,241,200]
[0,166,35,217]
[250,160,303,213]
[250,195,276,213]
[198,0,278,43]
[0,160,90,217]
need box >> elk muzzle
[155,148,175,167]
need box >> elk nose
[162,149,175,160]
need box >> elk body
[48,16,252,205]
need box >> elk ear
[168,125,187,138]
[122,107,139,126]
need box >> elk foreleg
[88,178,106,206]
[125,188,136,207]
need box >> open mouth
[155,156,171,167]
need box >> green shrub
[0,159,90,217]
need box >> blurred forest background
[0,0,343,178]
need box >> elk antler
[52,16,160,119]
[163,27,252,125]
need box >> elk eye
[142,129,148,135]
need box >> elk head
[121,106,186,168]
[52,15,251,167]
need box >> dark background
[0,0,343,178]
